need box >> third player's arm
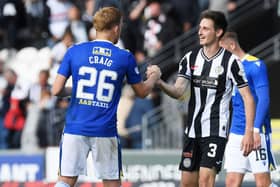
[239,85,255,155]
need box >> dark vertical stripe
[231,59,247,87]
[194,59,212,137]
[179,56,188,76]
[186,49,199,137]
[210,50,231,136]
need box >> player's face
[198,18,219,46]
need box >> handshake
[146,65,162,82]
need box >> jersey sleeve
[126,53,142,84]
[57,46,73,78]
[229,58,248,88]
[250,60,269,88]
[178,52,191,79]
[251,61,270,130]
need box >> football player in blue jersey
[51,7,161,187]
[220,31,278,187]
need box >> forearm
[140,74,158,97]
[244,94,255,133]
[157,79,184,99]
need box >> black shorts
[179,136,226,173]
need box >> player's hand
[253,132,261,150]
[241,130,254,156]
[146,65,161,80]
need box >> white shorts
[58,133,122,180]
[224,133,277,173]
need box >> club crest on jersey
[92,47,112,57]
[183,158,191,168]
[215,66,224,75]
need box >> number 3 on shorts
[207,143,217,157]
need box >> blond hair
[93,7,122,32]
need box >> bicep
[238,86,251,99]
[174,77,190,96]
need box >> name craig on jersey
[88,55,113,67]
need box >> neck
[96,31,115,43]
[234,48,246,60]
[203,42,220,58]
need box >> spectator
[68,5,88,43]
[143,0,178,57]
[27,70,55,147]
[169,0,200,32]
[24,0,51,48]
[227,0,239,13]
[49,97,69,146]
[4,70,29,149]
[121,0,146,62]
[49,26,74,71]
[46,0,73,46]
[81,0,95,33]
[0,0,27,49]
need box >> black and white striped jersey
[178,47,248,138]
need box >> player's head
[93,7,122,44]
[219,31,240,53]
[198,10,227,46]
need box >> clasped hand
[146,65,161,80]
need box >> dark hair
[200,10,227,37]
[39,69,50,78]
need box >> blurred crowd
[0,0,241,150]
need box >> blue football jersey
[57,40,142,137]
[230,54,271,135]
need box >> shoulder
[244,54,259,62]
[181,47,200,61]
[244,54,266,69]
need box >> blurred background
[0,0,279,186]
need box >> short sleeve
[178,52,191,79]
[126,53,142,84]
[230,59,248,88]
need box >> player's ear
[113,24,120,34]
[216,29,223,38]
